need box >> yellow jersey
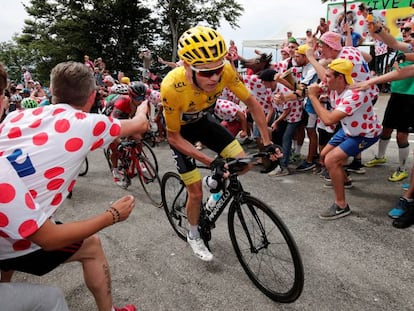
[161,63,250,132]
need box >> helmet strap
[192,70,202,90]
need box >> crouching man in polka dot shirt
[0,62,148,311]
[307,59,382,221]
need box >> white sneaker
[268,166,290,177]
[113,169,128,188]
[116,180,128,189]
[112,168,121,182]
[186,233,213,261]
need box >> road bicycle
[161,153,304,303]
[105,139,162,207]
[106,137,158,172]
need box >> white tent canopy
[242,39,284,49]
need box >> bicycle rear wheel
[137,156,162,207]
[78,157,89,176]
[228,195,304,303]
[161,172,188,241]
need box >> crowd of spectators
[1,10,414,309]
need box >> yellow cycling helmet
[178,26,227,65]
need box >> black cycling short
[0,241,83,276]
[170,113,237,176]
[382,93,414,132]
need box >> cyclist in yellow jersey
[161,26,279,261]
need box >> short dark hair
[50,61,95,107]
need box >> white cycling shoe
[187,233,213,262]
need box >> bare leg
[306,128,318,163]
[325,147,349,208]
[186,181,203,227]
[65,235,113,311]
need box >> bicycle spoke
[137,157,162,207]
[161,172,189,241]
[228,195,304,303]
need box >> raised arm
[370,22,412,53]
[351,64,414,91]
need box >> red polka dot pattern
[29,119,42,128]
[33,132,48,146]
[65,137,83,152]
[13,239,31,251]
[55,119,71,133]
[8,127,22,139]
[18,219,38,238]
[25,192,36,210]
[0,104,122,259]
[0,212,9,227]
[214,99,245,122]
[44,167,64,179]
[0,183,15,203]
[329,88,381,138]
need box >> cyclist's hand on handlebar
[210,158,228,175]
[110,195,136,223]
[209,158,229,189]
[264,143,283,161]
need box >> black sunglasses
[191,64,225,78]
[400,27,412,32]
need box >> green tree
[0,40,35,83]
[1,0,243,83]
[155,0,244,63]
[16,0,158,83]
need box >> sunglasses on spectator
[401,27,412,32]
[191,63,225,78]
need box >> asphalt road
[14,93,414,311]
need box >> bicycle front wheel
[161,172,188,241]
[228,195,304,303]
[78,157,89,176]
[141,140,158,172]
[104,147,113,171]
[137,156,162,207]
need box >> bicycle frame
[198,159,262,246]
[202,173,243,223]
[118,141,146,185]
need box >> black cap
[259,69,277,82]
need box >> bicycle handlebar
[197,151,275,174]
[225,152,271,173]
